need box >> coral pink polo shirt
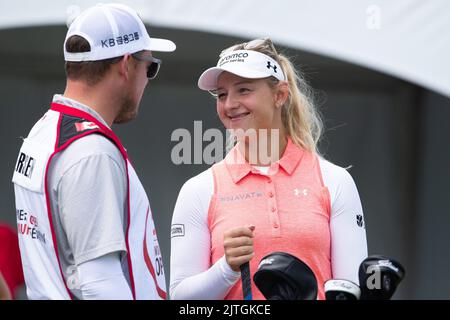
[208,138,331,300]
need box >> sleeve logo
[171,224,185,238]
[356,214,365,228]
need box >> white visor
[198,50,285,90]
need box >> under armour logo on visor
[267,61,277,73]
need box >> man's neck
[63,80,118,127]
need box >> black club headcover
[253,252,318,300]
[358,255,405,300]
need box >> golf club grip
[240,262,252,300]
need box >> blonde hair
[220,38,323,154]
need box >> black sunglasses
[131,53,161,80]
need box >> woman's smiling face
[215,72,281,132]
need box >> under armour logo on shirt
[294,188,308,196]
[267,61,277,73]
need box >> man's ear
[118,54,131,81]
[275,81,289,108]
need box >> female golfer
[170,38,367,300]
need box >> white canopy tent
[0,0,449,97]
[1,1,450,300]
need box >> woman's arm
[169,169,240,299]
[320,159,368,285]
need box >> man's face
[114,51,152,124]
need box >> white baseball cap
[198,49,285,91]
[64,3,176,62]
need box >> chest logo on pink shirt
[294,188,309,196]
[219,191,263,202]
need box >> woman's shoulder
[317,156,362,217]
[317,156,357,188]
[173,168,214,222]
[178,167,214,198]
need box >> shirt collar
[224,137,305,184]
[278,137,305,175]
[52,94,110,129]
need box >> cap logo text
[101,32,140,48]
[218,52,249,67]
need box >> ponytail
[277,54,323,154]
